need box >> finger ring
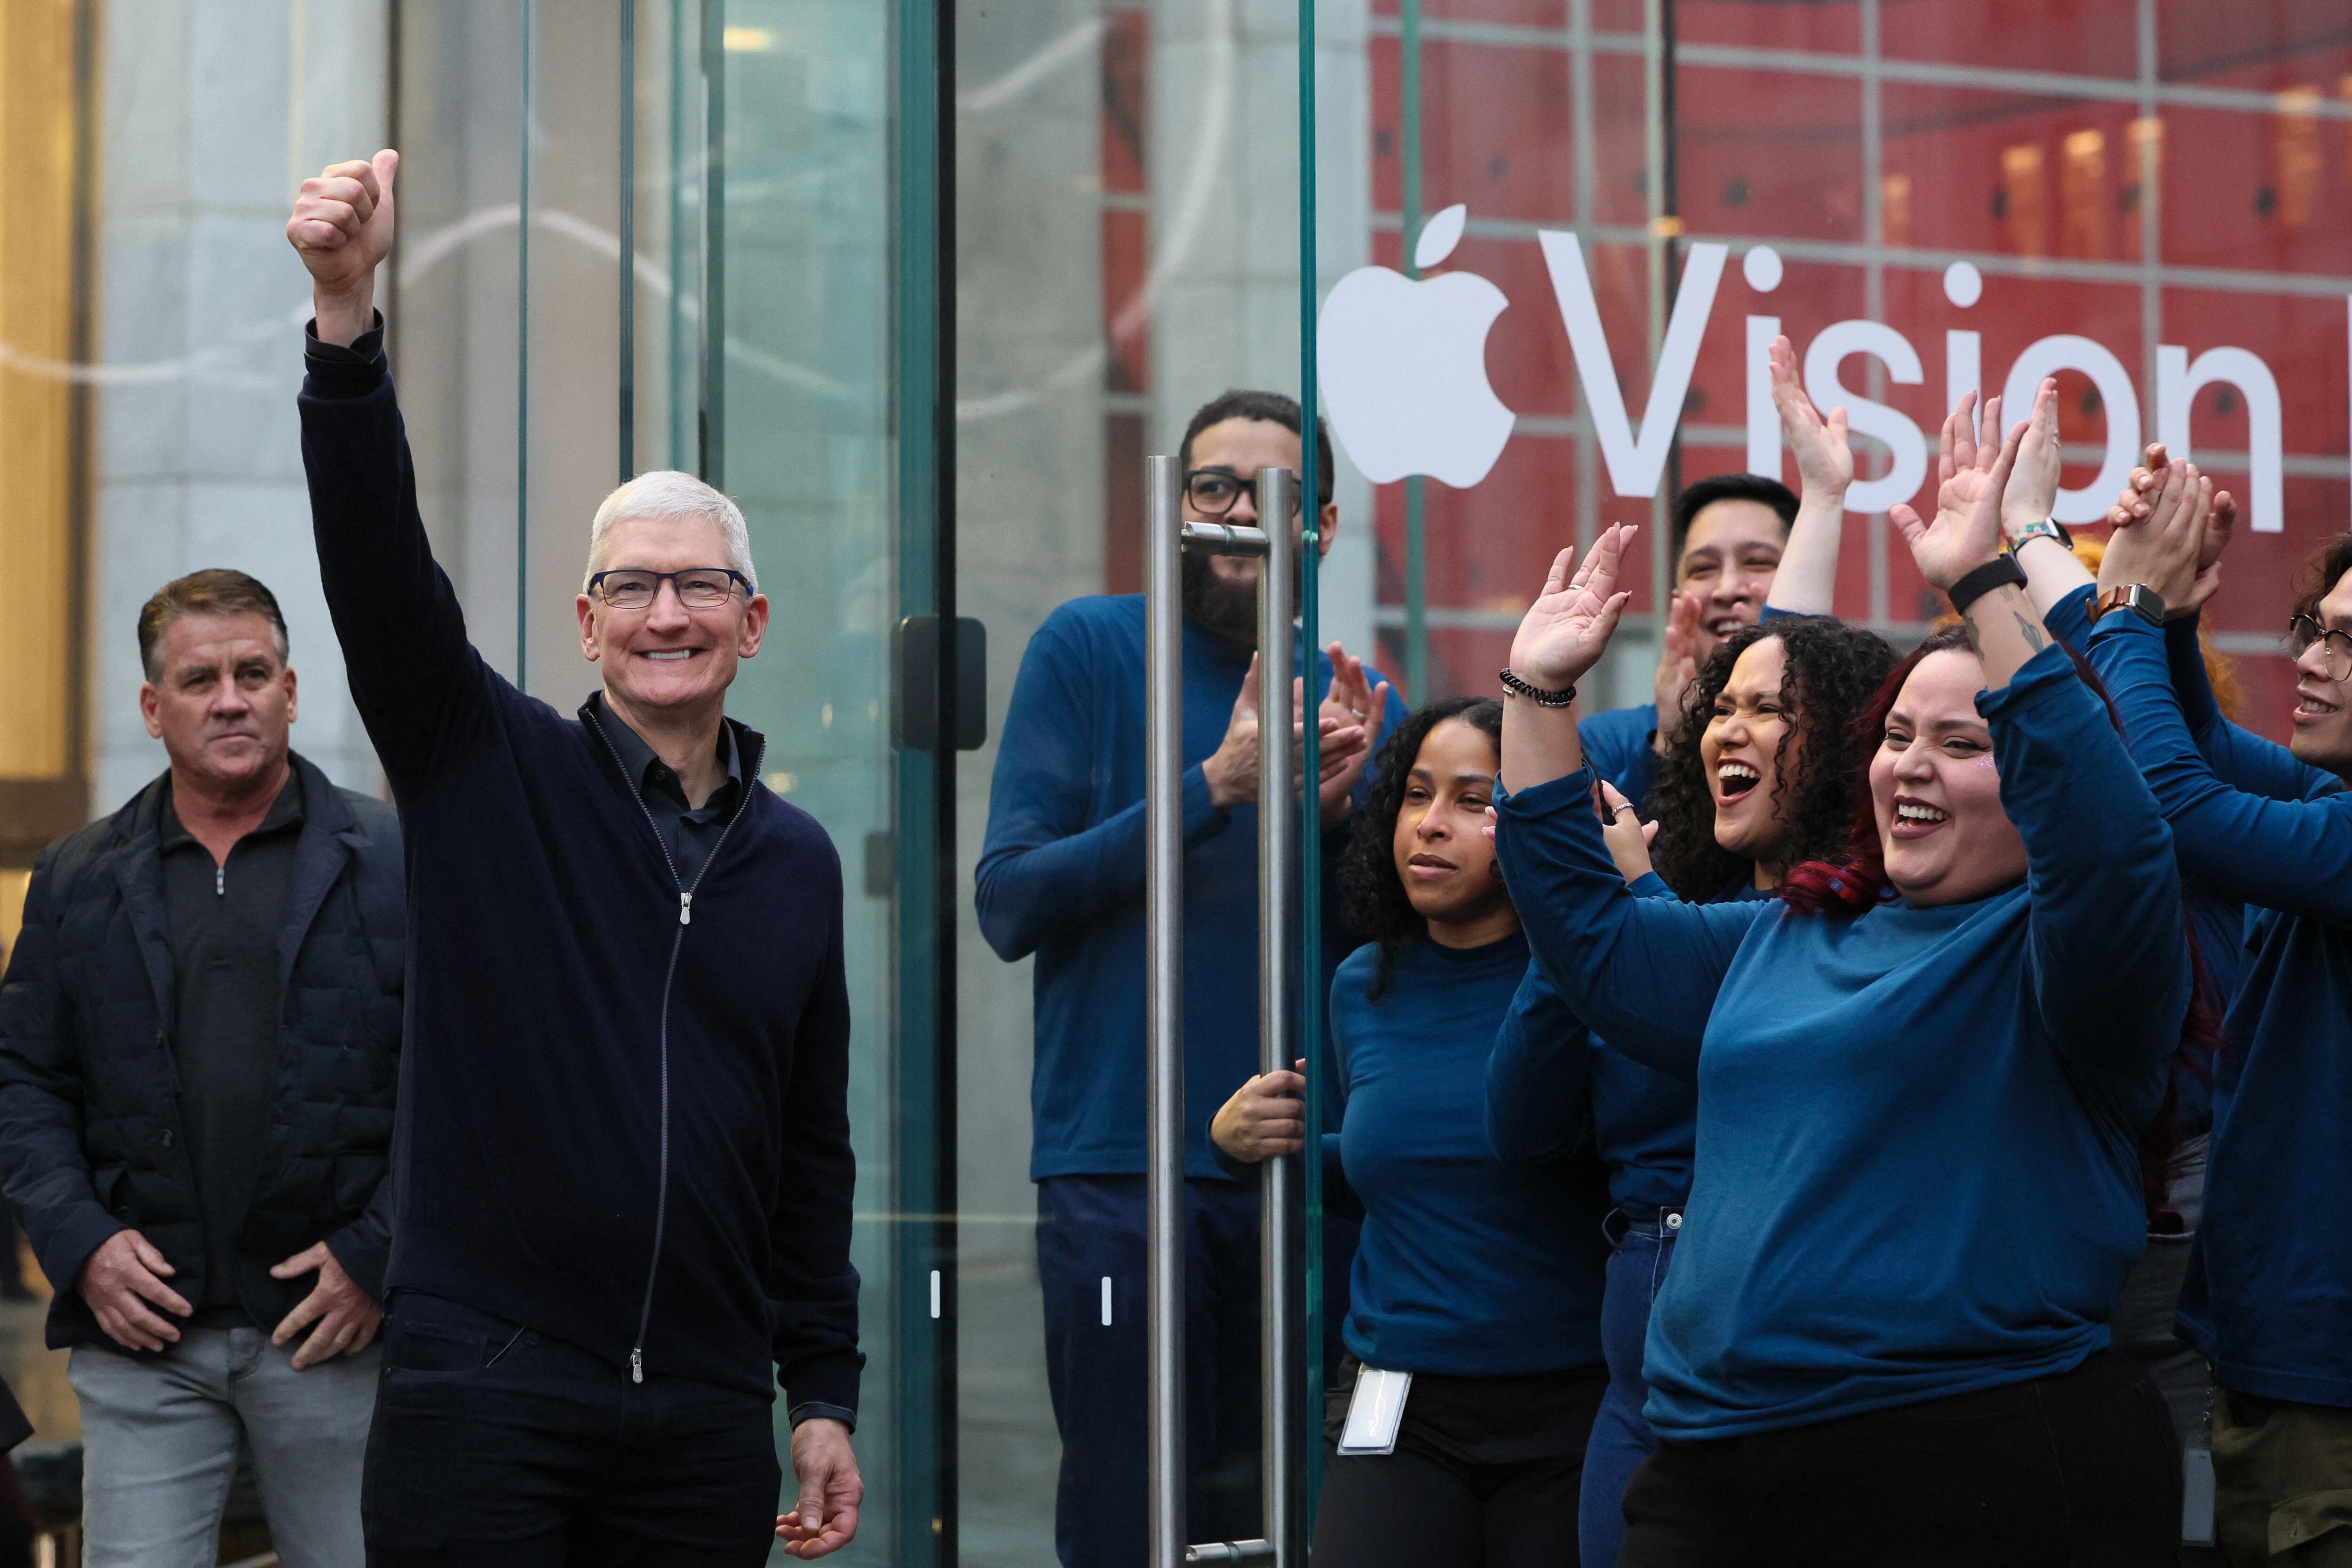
[1610,804,1633,818]
[1349,708,1365,720]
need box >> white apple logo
[1318,204,1516,488]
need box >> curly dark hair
[1646,617,1902,901]
[1338,695,1505,999]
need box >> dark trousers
[1037,1175,1263,1568]
[1313,1361,1608,1568]
[1618,1349,2180,1568]
[361,1292,781,1567]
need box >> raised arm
[1761,334,1852,617]
[1995,378,2101,631]
[2090,464,2352,924]
[289,151,495,796]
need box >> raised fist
[287,150,398,345]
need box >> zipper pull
[679,892,693,926]
[215,865,224,897]
[630,1348,644,1384]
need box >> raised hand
[1315,646,1390,825]
[1891,397,2023,593]
[1509,525,1637,691]
[1596,779,1658,884]
[1650,589,1703,749]
[1769,334,1852,498]
[2107,443,2169,528]
[2001,378,2062,542]
[286,150,399,346]
[2099,459,2212,612]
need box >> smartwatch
[2096,582,2167,627]
[1947,555,2029,617]
[2010,517,2074,553]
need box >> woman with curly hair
[1486,334,1896,1568]
[1210,695,1613,1567]
[1490,381,2198,1564]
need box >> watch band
[2011,517,2074,553]
[1498,668,1577,708]
[2096,582,2167,627]
[1947,555,2029,617]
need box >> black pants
[1313,1361,1609,1568]
[361,1292,781,1567]
[1618,1350,2180,1568]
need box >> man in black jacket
[286,150,862,1565]
[0,568,404,1568]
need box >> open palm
[1768,335,1852,493]
[1509,524,1636,688]
[1891,398,2023,593]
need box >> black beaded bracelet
[1947,554,2028,617]
[1498,668,1577,708]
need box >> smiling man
[0,570,404,1568]
[1578,474,1799,812]
[286,151,862,1565]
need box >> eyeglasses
[1184,468,1303,520]
[2287,614,2352,681]
[588,567,752,611]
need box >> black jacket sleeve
[0,849,126,1295]
[299,317,498,797]
[770,839,864,1425]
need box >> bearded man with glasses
[977,388,1406,1567]
[287,151,861,1565]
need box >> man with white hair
[286,150,862,1564]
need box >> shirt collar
[594,694,742,813]
[159,767,304,853]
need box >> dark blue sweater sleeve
[2159,611,2338,805]
[1981,639,2189,1104]
[1494,770,1766,1081]
[973,616,1232,962]
[2090,616,2352,927]
[1484,962,1594,1166]
[297,321,498,797]
[2044,582,2096,654]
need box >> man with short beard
[976,389,1406,1568]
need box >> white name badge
[1336,1367,1413,1457]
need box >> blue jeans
[69,1324,378,1568]
[1581,1214,1679,1568]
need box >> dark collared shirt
[158,772,303,1314]
[588,694,746,889]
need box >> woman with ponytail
[1490,392,2193,1564]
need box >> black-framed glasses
[1184,467,1302,519]
[588,567,753,610]
[2287,614,2352,681]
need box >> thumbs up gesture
[286,149,399,347]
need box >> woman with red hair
[1488,393,2192,1564]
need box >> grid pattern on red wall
[1366,0,2352,739]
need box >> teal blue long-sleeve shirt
[2088,610,2352,1406]
[1494,643,2187,1438]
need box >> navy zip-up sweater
[298,326,860,1415]
[2089,610,2352,1406]
[1496,644,2186,1437]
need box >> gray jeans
[68,1323,378,1568]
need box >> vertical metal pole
[1256,468,1300,1567]
[1145,453,1188,1568]
[516,0,534,690]
[619,0,637,484]
[1400,0,1428,702]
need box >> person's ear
[1316,498,1338,559]
[738,593,769,659]
[283,665,299,726]
[139,681,164,741]
[577,593,600,662]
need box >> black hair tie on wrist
[1499,668,1577,708]
[1946,555,2028,618]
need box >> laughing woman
[1211,697,1612,1568]
[1492,414,2194,1564]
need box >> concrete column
[93,0,389,811]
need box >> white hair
[584,470,757,592]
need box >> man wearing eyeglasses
[287,151,860,1565]
[978,389,1407,1568]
